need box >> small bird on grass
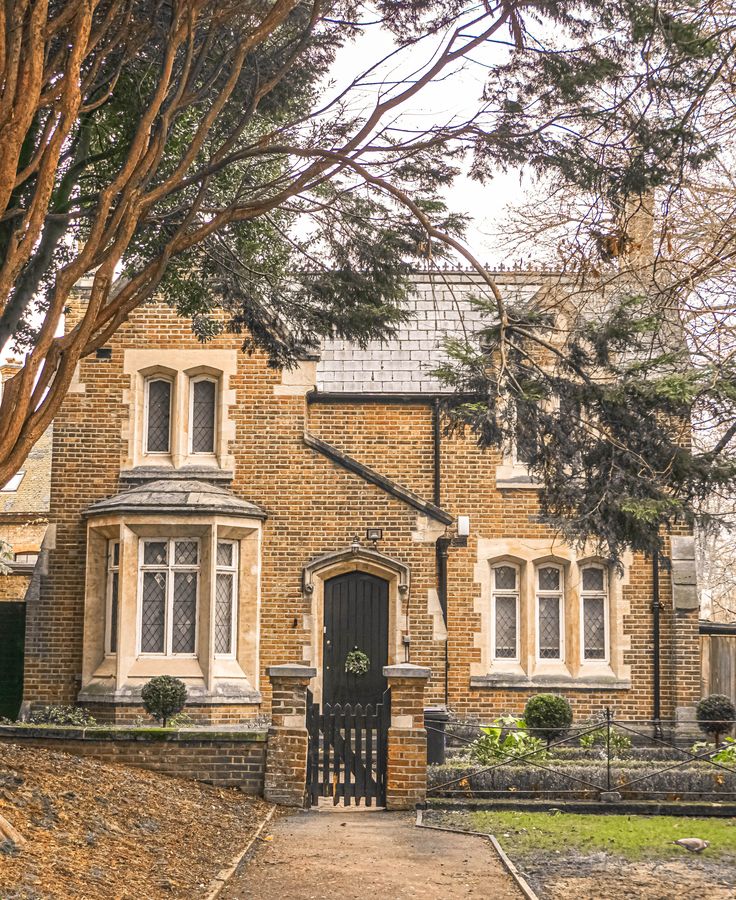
[673,838,710,853]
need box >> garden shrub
[692,736,736,767]
[579,726,632,756]
[524,694,572,746]
[469,715,547,764]
[696,694,736,745]
[28,705,97,727]
[141,676,188,726]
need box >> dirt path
[221,807,523,899]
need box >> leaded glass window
[581,565,607,660]
[106,540,120,654]
[492,564,519,660]
[537,565,563,660]
[139,538,199,656]
[145,379,172,453]
[191,378,216,454]
[215,540,238,656]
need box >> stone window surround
[471,538,632,690]
[301,544,410,705]
[122,349,237,472]
[80,512,262,707]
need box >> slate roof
[316,271,546,394]
[85,479,267,519]
[0,426,52,514]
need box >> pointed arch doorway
[323,571,388,706]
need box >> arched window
[581,564,608,661]
[536,564,564,660]
[491,563,519,661]
[190,376,217,454]
[145,377,172,454]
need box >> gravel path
[221,807,523,899]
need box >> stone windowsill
[470,674,631,691]
[495,464,542,491]
[77,687,263,706]
[119,465,234,487]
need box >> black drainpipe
[652,550,663,739]
[433,398,450,707]
[433,398,441,507]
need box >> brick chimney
[623,193,655,269]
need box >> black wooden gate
[323,572,388,707]
[306,688,390,807]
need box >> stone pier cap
[383,663,431,679]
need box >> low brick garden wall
[0,725,268,793]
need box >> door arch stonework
[302,542,409,704]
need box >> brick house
[20,270,701,731]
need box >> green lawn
[469,810,736,860]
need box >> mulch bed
[0,743,272,899]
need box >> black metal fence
[427,710,736,802]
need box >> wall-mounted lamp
[457,515,470,537]
[366,527,383,545]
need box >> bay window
[215,540,238,656]
[106,540,120,655]
[139,538,199,656]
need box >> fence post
[264,664,316,807]
[383,663,431,810]
[599,706,621,803]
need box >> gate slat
[365,703,374,806]
[344,706,353,806]
[322,706,331,798]
[354,704,364,804]
[333,704,343,805]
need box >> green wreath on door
[344,647,370,676]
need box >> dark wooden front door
[323,572,388,706]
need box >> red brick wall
[23,301,700,724]
[0,727,266,792]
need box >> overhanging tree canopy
[0,0,731,561]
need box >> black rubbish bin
[424,706,450,765]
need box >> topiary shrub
[141,676,188,727]
[697,694,736,746]
[524,694,573,747]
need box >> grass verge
[469,810,736,860]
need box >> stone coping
[0,724,268,742]
[384,663,431,679]
[267,664,317,678]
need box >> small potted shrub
[697,694,736,746]
[141,676,188,727]
[524,693,573,747]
